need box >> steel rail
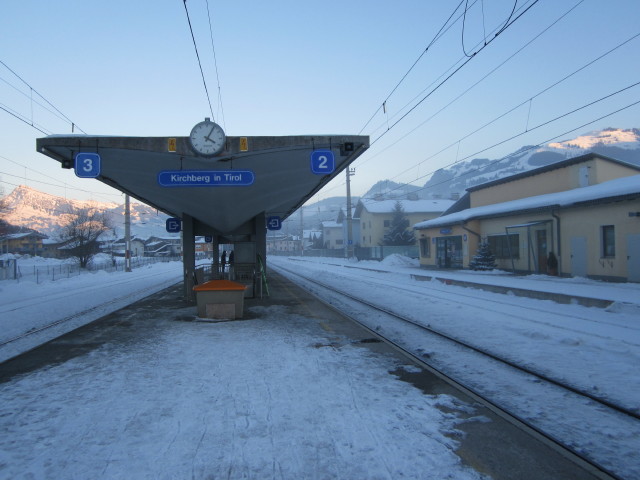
[273,264,633,480]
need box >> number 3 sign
[310,150,335,175]
[75,153,101,178]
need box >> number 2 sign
[75,153,101,178]
[310,150,335,175]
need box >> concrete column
[255,214,267,273]
[182,213,196,303]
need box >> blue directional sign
[166,217,182,233]
[75,153,101,178]
[158,170,255,187]
[310,150,335,175]
[267,216,282,230]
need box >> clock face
[189,120,226,156]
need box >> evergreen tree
[469,241,497,270]
[383,201,415,246]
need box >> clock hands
[204,126,216,143]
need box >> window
[602,225,615,257]
[488,234,519,259]
[420,237,431,258]
[383,220,390,228]
[336,239,343,245]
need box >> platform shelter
[36,132,369,301]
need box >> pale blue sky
[1,0,639,206]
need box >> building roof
[467,152,640,193]
[356,198,455,215]
[414,174,640,229]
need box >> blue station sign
[310,150,335,175]
[267,216,282,230]
[158,170,255,187]
[166,217,182,233]
[75,153,101,178]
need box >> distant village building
[144,236,182,257]
[414,153,640,282]
[0,232,48,256]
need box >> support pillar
[182,213,196,303]
[256,214,267,272]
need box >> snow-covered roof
[1,232,47,240]
[322,221,341,228]
[414,174,640,229]
[360,199,455,214]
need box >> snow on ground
[269,255,640,480]
[1,254,639,478]
[0,258,184,362]
[0,256,489,480]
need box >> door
[536,230,548,273]
[436,237,463,268]
[627,234,640,282]
[570,236,587,277]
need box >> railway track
[273,262,639,480]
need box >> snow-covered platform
[0,272,602,480]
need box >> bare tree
[0,194,11,237]
[56,207,112,268]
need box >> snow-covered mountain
[421,127,640,199]
[4,128,639,235]
[1,186,176,240]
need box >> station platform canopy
[36,133,369,237]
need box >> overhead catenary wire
[0,60,86,134]
[361,0,584,162]
[369,0,540,147]
[359,89,640,205]
[359,0,468,135]
[370,26,639,188]
[182,0,215,121]
[205,0,226,130]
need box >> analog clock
[189,118,226,156]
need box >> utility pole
[125,194,132,272]
[345,167,355,259]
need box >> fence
[1,256,181,284]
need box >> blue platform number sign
[267,216,282,230]
[310,150,335,175]
[75,153,101,178]
[204,236,213,243]
[166,217,182,233]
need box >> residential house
[414,153,640,282]
[355,198,455,247]
[336,207,360,250]
[321,220,344,249]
